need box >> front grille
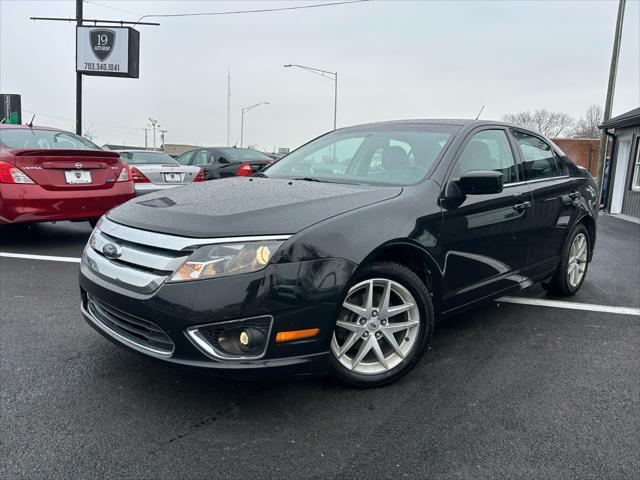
[86,295,174,355]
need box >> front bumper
[79,257,356,379]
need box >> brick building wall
[551,138,600,177]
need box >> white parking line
[498,296,640,316]
[0,252,81,263]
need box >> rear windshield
[218,148,272,161]
[0,128,100,150]
[118,151,179,165]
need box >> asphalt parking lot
[1,214,638,479]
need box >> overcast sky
[1,0,638,150]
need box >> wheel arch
[576,214,597,261]
[354,241,443,314]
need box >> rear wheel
[542,223,590,296]
[329,262,433,387]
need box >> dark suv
[80,119,598,387]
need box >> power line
[83,0,141,18]
[23,110,145,131]
[134,0,370,23]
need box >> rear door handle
[513,201,532,212]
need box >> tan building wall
[552,138,600,177]
[162,143,199,157]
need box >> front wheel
[329,262,433,387]
[542,223,590,296]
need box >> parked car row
[0,124,276,225]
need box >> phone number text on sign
[83,62,121,72]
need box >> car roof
[0,124,70,132]
[339,118,515,130]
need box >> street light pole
[283,64,338,130]
[240,102,269,148]
[148,118,158,150]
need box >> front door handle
[513,201,532,212]
[568,191,579,200]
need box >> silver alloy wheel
[567,233,588,288]
[331,278,420,375]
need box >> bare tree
[503,109,574,137]
[82,124,97,142]
[572,104,603,138]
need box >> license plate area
[64,170,92,184]
[163,172,183,183]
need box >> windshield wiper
[293,177,328,183]
[251,171,268,178]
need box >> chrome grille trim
[83,247,166,293]
[92,229,188,273]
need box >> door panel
[512,131,578,278]
[440,128,533,310]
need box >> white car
[115,150,204,196]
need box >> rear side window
[193,150,211,165]
[450,129,518,183]
[513,131,560,181]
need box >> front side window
[264,124,456,186]
[514,131,560,181]
[0,128,100,150]
[450,129,518,183]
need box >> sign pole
[75,0,83,135]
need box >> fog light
[189,316,273,360]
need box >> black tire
[88,218,99,229]
[329,261,434,387]
[542,223,590,296]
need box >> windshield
[0,128,100,150]
[118,151,179,165]
[264,124,457,186]
[218,148,272,161]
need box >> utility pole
[227,67,231,147]
[144,128,148,149]
[75,0,83,135]
[597,0,626,187]
[148,118,158,150]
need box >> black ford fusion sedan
[80,119,598,387]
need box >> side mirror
[456,170,503,195]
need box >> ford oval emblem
[102,242,122,259]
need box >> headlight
[169,240,285,282]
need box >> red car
[0,125,135,226]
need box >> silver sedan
[115,150,203,196]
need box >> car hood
[106,177,402,237]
